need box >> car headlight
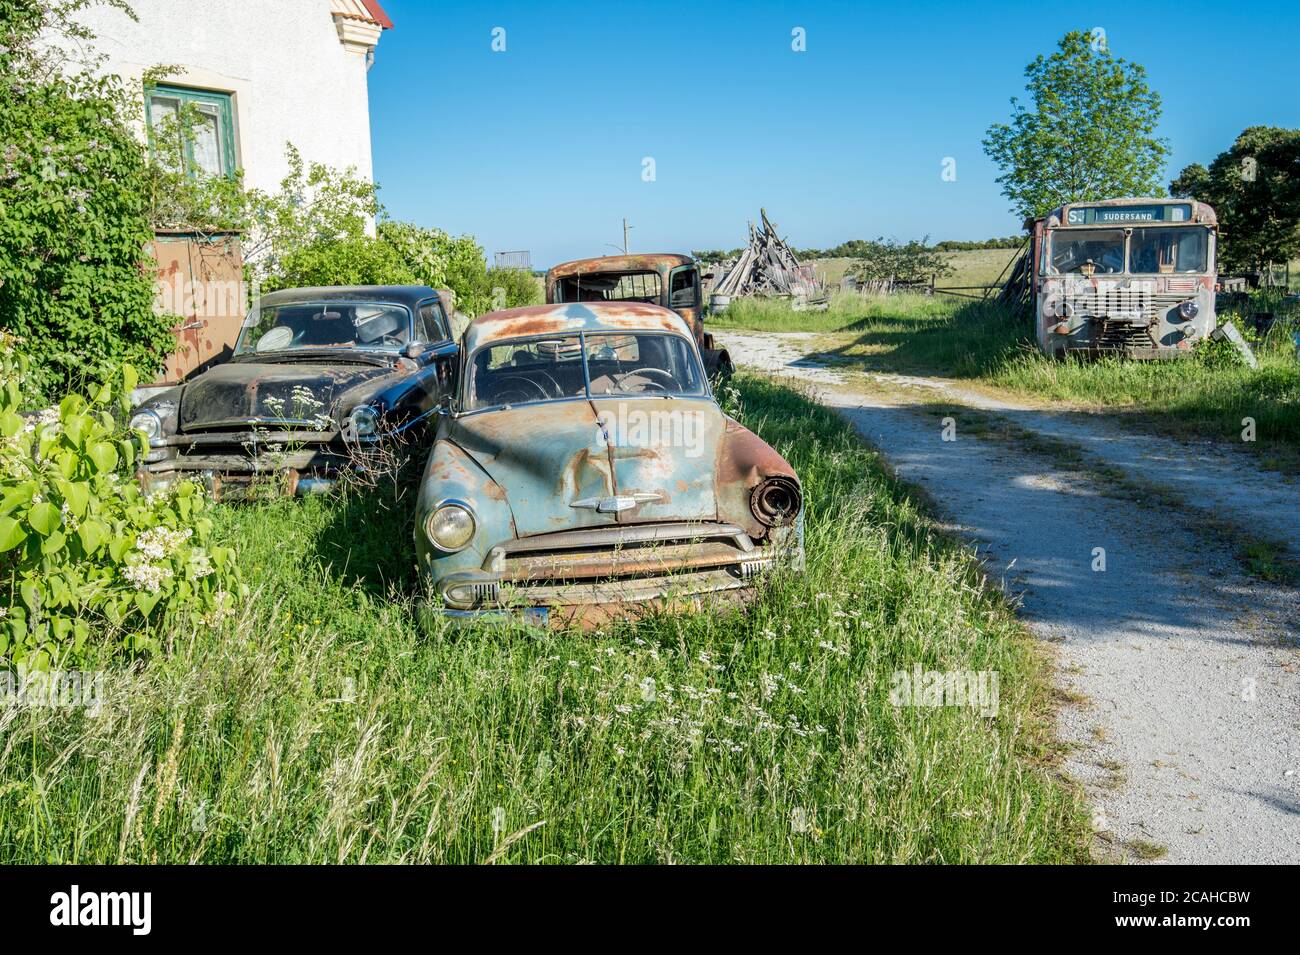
[129,410,163,442]
[1178,300,1199,319]
[750,476,802,527]
[425,501,476,552]
[347,405,380,440]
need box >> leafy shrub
[253,213,509,318]
[485,266,542,310]
[1193,335,1249,369]
[240,143,381,286]
[0,344,245,668]
[376,220,497,316]
[847,237,953,292]
[0,0,175,401]
[261,235,417,292]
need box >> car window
[1048,230,1126,275]
[556,272,661,304]
[418,301,449,341]
[235,303,411,355]
[1129,227,1209,274]
[586,333,705,396]
[668,267,698,308]
[467,333,706,409]
[468,335,587,409]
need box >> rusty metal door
[150,231,245,386]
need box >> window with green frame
[146,85,237,178]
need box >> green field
[808,248,1024,290]
[712,292,1300,468]
[0,377,1088,864]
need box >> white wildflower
[122,555,172,593]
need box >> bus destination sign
[1065,204,1192,225]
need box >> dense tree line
[1170,127,1300,272]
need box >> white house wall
[61,0,378,194]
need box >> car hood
[177,358,401,431]
[448,397,725,538]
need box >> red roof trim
[360,0,393,29]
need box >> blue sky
[367,0,1300,268]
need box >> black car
[131,285,459,498]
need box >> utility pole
[605,218,633,256]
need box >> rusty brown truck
[545,253,733,377]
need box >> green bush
[0,344,246,669]
[0,0,175,402]
[261,235,417,292]
[255,217,516,319]
[486,266,543,310]
[376,220,497,315]
[848,237,954,291]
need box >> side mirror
[404,342,423,359]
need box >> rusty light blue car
[415,301,804,627]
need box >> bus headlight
[1178,301,1199,320]
[425,501,476,552]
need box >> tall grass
[711,291,957,335]
[0,377,1088,863]
[714,292,1300,457]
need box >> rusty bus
[1028,198,1219,359]
[545,253,733,377]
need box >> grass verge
[0,377,1089,864]
[712,292,1300,468]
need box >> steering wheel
[492,371,560,405]
[616,367,677,392]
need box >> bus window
[1130,227,1209,274]
[1049,230,1125,275]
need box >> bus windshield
[1048,229,1125,275]
[1130,227,1209,274]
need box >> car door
[418,297,459,399]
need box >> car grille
[485,522,765,585]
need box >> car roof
[546,253,695,279]
[464,302,694,352]
[256,285,443,308]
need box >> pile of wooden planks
[711,209,826,305]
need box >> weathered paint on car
[415,301,801,627]
[544,253,733,376]
[133,285,458,499]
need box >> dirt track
[719,330,1300,864]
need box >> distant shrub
[933,236,1026,252]
[847,238,954,292]
[486,267,542,310]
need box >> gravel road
[719,330,1300,863]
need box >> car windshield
[1129,227,1210,274]
[467,332,706,411]
[1048,229,1126,275]
[553,271,662,304]
[234,302,411,356]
